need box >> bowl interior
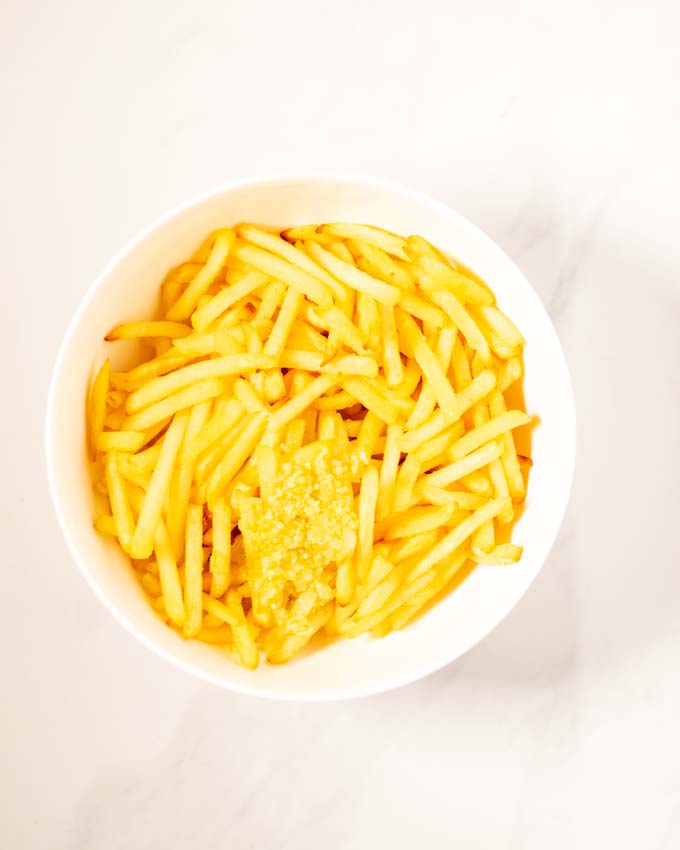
[47,175,575,700]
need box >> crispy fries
[91,220,533,667]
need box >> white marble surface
[3,0,680,847]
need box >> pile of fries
[89,222,532,667]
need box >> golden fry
[183,504,204,637]
[356,465,380,582]
[124,378,223,432]
[320,223,409,260]
[129,411,189,559]
[125,354,273,414]
[88,359,110,459]
[167,230,235,321]
[154,519,186,627]
[104,452,135,553]
[105,321,190,341]
[88,221,532,668]
[231,240,333,308]
[306,241,400,305]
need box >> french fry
[282,418,306,452]
[125,354,273,414]
[141,571,162,598]
[356,292,381,351]
[419,279,491,363]
[390,550,468,629]
[405,234,449,263]
[387,528,436,561]
[340,377,401,425]
[173,327,244,360]
[167,230,235,321]
[182,504,203,637]
[488,388,525,502]
[104,452,135,553]
[460,470,494,495]
[116,350,188,388]
[319,223,409,260]
[255,281,286,322]
[231,240,334,308]
[319,305,366,355]
[263,369,286,403]
[234,377,266,413]
[392,453,421,513]
[263,287,305,358]
[385,504,460,540]
[281,224,334,245]
[356,465,380,582]
[191,270,268,331]
[395,309,458,420]
[236,224,348,302]
[94,514,118,536]
[400,370,497,453]
[180,398,243,466]
[477,305,524,347]
[328,240,357,264]
[209,497,231,597]
[154,519,186,627]
[336,559,355,606]
[377,424,402,520]
[123,378,223,432]
[474,543,523,565]
[166,399,211,558]
[306,241,401,305]
[206,412,268,509]
[489,457,513,524]
[397,291,446,327]
[88,359,110,459]
[227,590,259,669]
[202,592,238,625]
[379,304,404,388]
[105,321,190,341]
[498,356,523,392]
[471,519,495,557]
[424,441,502,489]
[405,326,457,429]
[408,498,508,581]
[266,603,332,664]
[96,431,146,453]
[130,411,189,559]
[264,374,340,440]
[414,254,494,306]
[448,410,531,462]
[353,240,414,289]
[414,421,465,469]
[416,483,487,511]
[287,319,328,353]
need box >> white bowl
[46,173,575,701]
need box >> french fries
[90,221,533,667]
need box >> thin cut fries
[105,321,191,341]
[123,378,223,432]
[183,504,204,637]
[90,220,534,668]
[167,230,235,321]
[88,359,110,459]
[319,223,409,260]
[231,240,334,308]
[125,354,273,414]
[129,411,189,559]
[306,241,401,305]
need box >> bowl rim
[45,171,576,701]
